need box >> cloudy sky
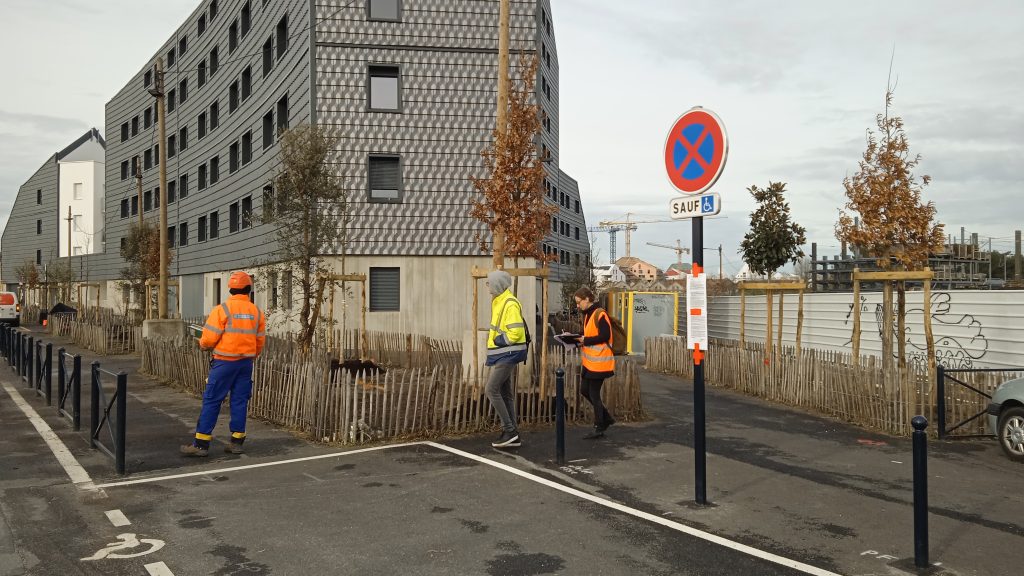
[1,0,1022,276]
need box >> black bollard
[912,415,929,569]
[555,368,566,466]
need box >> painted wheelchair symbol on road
[81,533,165,561]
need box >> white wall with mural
[708,290,1024,369]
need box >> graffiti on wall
[844,292,989,369]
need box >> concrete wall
[708,290,1024,369]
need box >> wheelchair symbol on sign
[81,533,165,561]
[701,196,715,214]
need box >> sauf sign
[669,193,721,218]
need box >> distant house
[664,262,691,279]
[615,256,660,282]
[594,264,628,285]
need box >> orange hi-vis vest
[581,308,615,373]
[200,294,267,361]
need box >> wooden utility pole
[150,58,169,319]
[492,0,510,270]
[65,207,72,302]
[136,157,143,228]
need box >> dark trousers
[580,377,612,428]
[195,358,253,444]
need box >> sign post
[664,106,728,506]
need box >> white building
[57,131,106,257]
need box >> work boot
[180,444,209,457]
[224,441,245,455]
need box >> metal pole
[693,216,707,505]
[45,343,52,405]
[58,347,66,415]
[26,336,34,388]
[90,361,100,448]
[73,355,82,431]
[912,416,930,568]
[555,367,566,466]
[116,372,128,475]
[936,365,946,440]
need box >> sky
[1,0,1022,277]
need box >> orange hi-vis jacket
[581,307,615,373]
[200,294,267,361]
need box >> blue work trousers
[195,358,254,438]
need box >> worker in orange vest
[181,271,266,456]
[574,286,616,439]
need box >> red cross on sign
[664,108,728,195]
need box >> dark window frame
[367,64,401,113]
[367,154,403,204]
[369,267,401,311]
[367,0,402,22]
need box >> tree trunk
[882,281,894,381]
[897,280,906,371]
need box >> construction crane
[597,213,675,260]
[586,224,635,262]
[646,240,691,267]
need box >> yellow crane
[597,213,675,260]
[646,240,691,267]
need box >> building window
[121,160,129,181]
[121,122,129,142]
[144,189,153,212]
[168,226,175,248]
[262,110,274,148]
[276,95,289,131]
[276,15,288,58]
[179,36,188,55]
[168,179,177,203]
[241,66,252,100]
[368,155,401,203]
[210,0,218,20]
[268,271,278,309]
[262,184,275,222]
[198,163,208,190]
[37,189,42,204]
[368,65,400,112]
[210,101,219,130]
[229,201,240,233]
[210,156,220,184]
[179,78,188,103]
[120,199,129,218]
[168,134,177,158]
[369,267,400,311]
[144,107,153,129]
[198,215,207,242]
[198,60,207,87]
[209,46,219,76]
[262,37,273,78]
[229,81,239,112]
[241,1,251,36]
[551,217,557,233]
[168,47,176,67]
[229,141,240,173]
[131,195,139,216]
[144,149,153,170]
[368,0,400,22]
[198,112,207,139]
[198,13,207,36]
[131,116,139,136]
[72,183,84,200]
[179,173,189,199]
[179,126,188,151]
[131,155,139,176]
[575,199,580,214]
[242,131,252,164]
[154,144,160,166]
[283,270,292,310]
[144,69,153,87]
[168,88,177,113]
[575,227,580,241]
[36,250,41,265]
[241,195,252,229]
[179,222,189,246]
[229,20,238,52]
[210,211,219,239]
[36,220,41,234]
[213,278,222,304]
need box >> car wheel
[997,406,1024,462]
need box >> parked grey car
[988,376,1024,461]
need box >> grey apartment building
[6,0,589,339]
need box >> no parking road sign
[663,108,728,195]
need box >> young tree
[739,181,807,278]
[14,259,40,305]
[120,222,171,314]
[262,123,348,352]
[836,90,944,369]
[47,259,75,303]
[471,55,556,267]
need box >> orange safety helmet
[228,271,253,290]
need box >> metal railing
[58,348,83,430]
[33,340,52,405]
[90,362,128,475]
[936,365,1024,439]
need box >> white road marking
[424,442,842,576]
[303,473,324,482]
[144,562,176,576]
[105,509,131,527]
[1,380,99,493]
[93,441,424,488]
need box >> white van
[0,292,21,326]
